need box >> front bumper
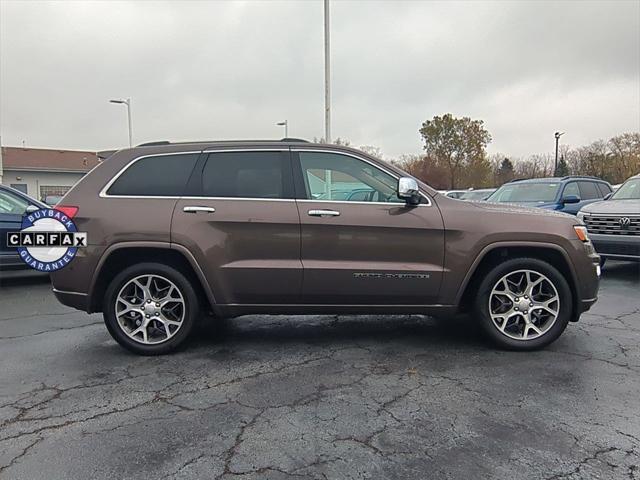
[590,233,640,261]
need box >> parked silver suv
[578,174,640,263]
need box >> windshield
[460,190,492,200]
[611,178,640,200]
[487,182,560,203]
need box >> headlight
[577,211,585,223]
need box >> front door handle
[183,206,216,214]
[308,209,340,217]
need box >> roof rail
[560,175,601,181]
[136,138,310,147]
[137,141,171,147]
[97,149,117,160]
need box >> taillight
[55,205,79,219]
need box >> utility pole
[554,131,564,175]
[110,98,133,147]
[324,0,331,144]
[277,120,288,138]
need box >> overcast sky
[1,0,638,159]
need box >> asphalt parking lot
[1,263,639,480]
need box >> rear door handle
[183,206,215,214]
[308,209,340,217]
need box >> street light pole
[554,131,564,175]
[277,120,288,138]
[324,0,331,144]
[110,98,133,147]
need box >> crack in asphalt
[543,446,637,480]
[1,277,639,478]
[0,310,76,323]
[0,321,103,340]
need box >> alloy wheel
[488,269,560,341]
[114,274,185,345]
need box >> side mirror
[397,177,420,205]
[25,204,40,214]
[561,195,580,204]
[604,192,612,200]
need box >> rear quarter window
[596,183,612,196]
[577,181,601,200]
[107,154,199,196]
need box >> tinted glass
[578,181,600,200]
[612,178,640,200]
[596,183,612,196]
[202,151,287,198]
[459,190,493,200]
[0,189,29,215]
[488,183,560,203]
[108,154,199,196]
[562,182,580,199]
[299,152,402,203]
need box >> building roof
[1,146,100,173]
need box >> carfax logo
[6,208,87,272]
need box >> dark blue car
[0,185,47,271]
[486,176,613,215]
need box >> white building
[0,146,99,201]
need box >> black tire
[474,258,572,351]
[103,263,199,355]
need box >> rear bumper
[52,288,89,311]
[591,234,640,261]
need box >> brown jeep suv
[50,140,600,355]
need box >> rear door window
[107,154,199,196]
[201,151,293,199]
[578,181,601,200]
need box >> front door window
[299,152,403,203]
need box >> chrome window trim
[292,148,432,207]
[297,199,420,207]
[100,148,291,199]
[99,147,432,206]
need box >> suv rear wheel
[474,258,572,350]
[103,263,199,355]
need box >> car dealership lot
[1,264,639,479]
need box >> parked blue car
[0,184,48,271]
[486,176,613,215]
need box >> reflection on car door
[171,149,302,305]
[293,150,445,305]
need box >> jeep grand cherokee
[50,140,600,355]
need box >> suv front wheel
[103,263,199,355]
[475,258,572,350]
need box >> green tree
[419,113,492,189]
[555,154,570,177]
[496,157,515,184]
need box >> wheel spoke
[116,298,141,316]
